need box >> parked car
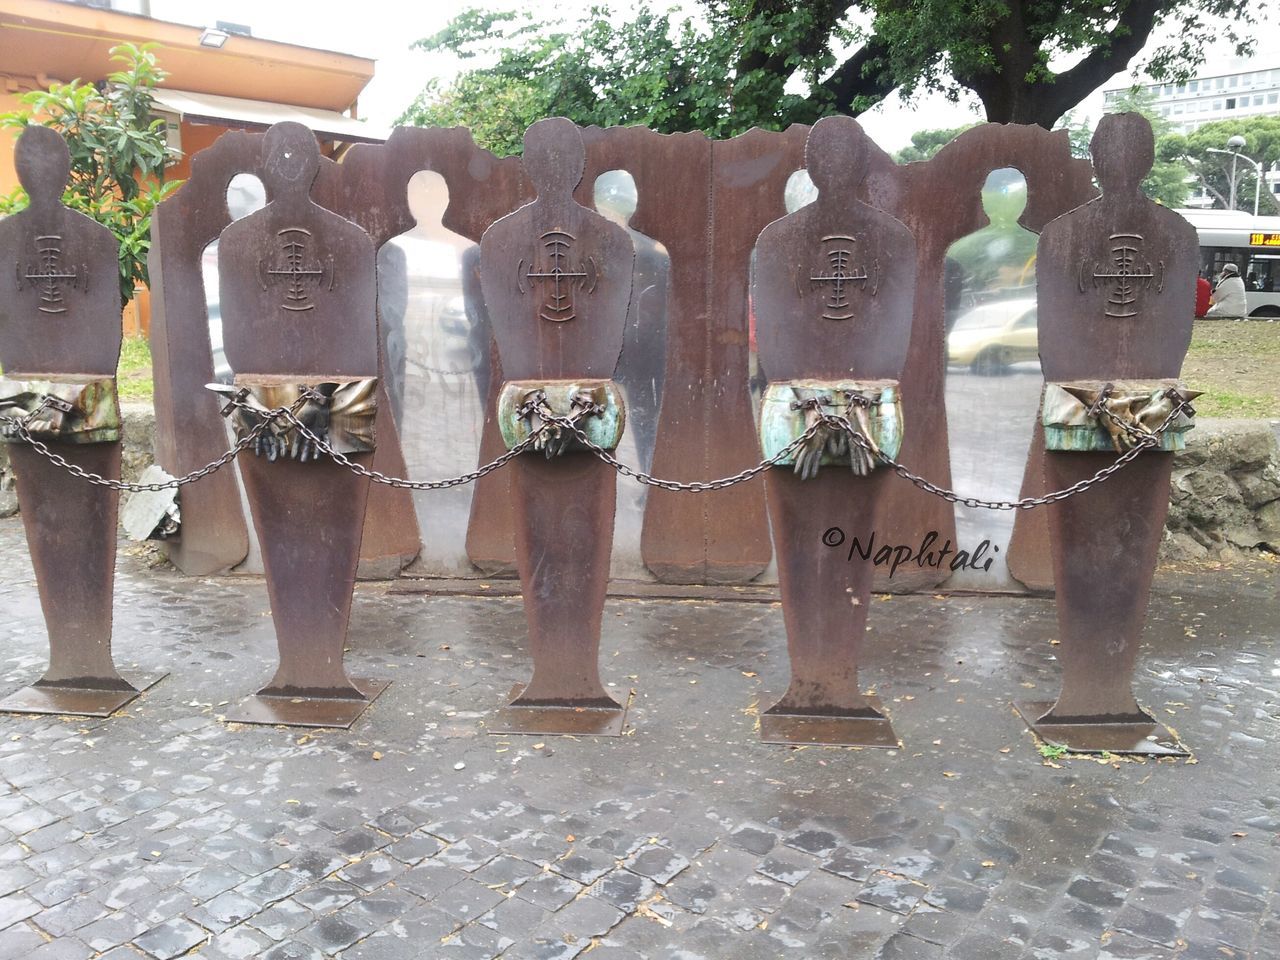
[947,298,1039,375]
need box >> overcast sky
[148,0,1280,152]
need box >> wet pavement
[0,515,1277,960]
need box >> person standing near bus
[1206,262,1248,318]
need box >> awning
[151,88,390,144]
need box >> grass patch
[1186,321,1280,359]
[1182,320,1280,419]
[117,335,153,403]
[1037,742,1068,761]
[1193,390,1279,419]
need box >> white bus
[1177,208,1280,318]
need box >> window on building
[1174,104,1184,114]
[1229,75,1238,87]
[1254,94,1264,106]
[1216,77,1225,89]
[1189,80,1199,92]
[1214,100,1223,110]
[1269,93,1279,104]
[1225,98,1235,109]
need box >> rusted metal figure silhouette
[217,122,387,728]
[1015,113,1198,755]
[752,116,916,745]
[0,126,164,715]
[480,118,635,735]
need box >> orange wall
[168,120,223,181]
[0,89,25,195]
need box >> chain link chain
[273,401,829,492]
[544,395,1196,509]
[0,390,1194,509]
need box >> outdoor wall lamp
[199,28,230,48]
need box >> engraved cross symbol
[258,227,334,312]
[808,235,876,321]
[1080,232,1164,319]
[517,231,598,322]
[15,234,84,314]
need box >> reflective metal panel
[942,168,1041,591]
[379,170,487,576]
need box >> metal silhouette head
[261,122,321,197]
[15,125,71,207]
[805,115,869,197]
[1091,113,1154,196]
[523,117,585,199]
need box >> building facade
[1104,66,1280,133]
[0,0,384,333]
[1104,65,1280,210]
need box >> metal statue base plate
[228,677,389,729]
[0,673,167,718]
[1014,700,1190,757]
[760,696,899,747]
[490,684,627,737]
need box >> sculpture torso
[0,131,121,377]
[1038,172,1198,382]
[754,196,916,382]
[481,199,633,381]
[218,131,377,379]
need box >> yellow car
[947,298,1039,375]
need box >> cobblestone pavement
[0,517,1277,960]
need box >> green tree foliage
[1173,117,1280,214]
[401,1,1262,153]
[867,0,1256,127]
[0,43,181,305]
[893,124,978,163]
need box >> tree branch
[1035,0,1165,125]
[733,1,856,90]
[817,34,899,115]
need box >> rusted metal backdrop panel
[147,119,1098,594]
[481,118,634,735]
[314,127,532,576]
[574,121,1092,591]
[1015,114,1198,755]
[0,126,162,715]
[149,127,531,578]
[883,124,1098,592]
[217,123,386,727]
[312,154,420,577]
[344,126,533,576]
[752,117,916,745]
[575,125,809,584]
[148,130,262,575]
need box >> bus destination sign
[1250,232,1280,247]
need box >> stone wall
[3,406,1277,567]
[1163,418,1280,561]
